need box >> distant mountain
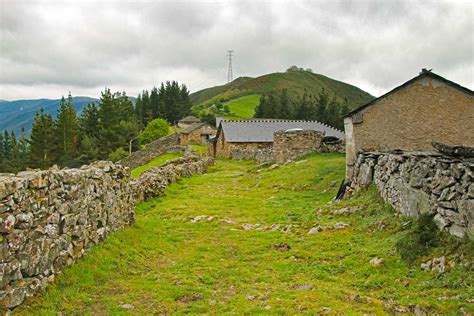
[190,70,374,114]
[0,96,137,135]
[0,97,99,135]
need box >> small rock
[272,242,291,251]
[307,226,322,235]
[431,256,446,273]
[191,215,208,223]
[294,284,313,290]
[410,305,427,316]
[269,164,279,170]
[246,294,256,301]
[334,222,350,229]
[369,257,384,267]
[222,218,237,225]
[270,224,281,231]
[242,223,260,230]
[322,307,332,312]
[264,305,272,310]
[420,260,432,271]
[282,224,292,233]
[119,303,135,310]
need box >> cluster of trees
[254,89,349,130]
[135,81,192,126]
[0,129,29,173]
[1,81,190,173]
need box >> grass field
[16,154,473,314]
[224,94,260,119]
[130,152,183,178]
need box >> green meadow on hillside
[190,70,375,120]
[16,154,473,314]
[224,94,260,119]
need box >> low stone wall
[230,144,273,163]
[118,133,181,169]
[273,130,324,163]
[0,154,214,311]
[223,130,345,164]
[132,156,214,202]
[0,162,135,310]
[347,152,473,238]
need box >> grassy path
[17,154,472,314]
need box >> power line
[227,50,233,83]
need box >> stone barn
[177,116,201,129]
[179,122,215,145]
[210,119,344,161]
[344,69,474,179]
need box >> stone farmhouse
[209,119,344,161]
[179,122,215,146]
[343,69,474,238]
[343,69,474,179]
[177,115,202,129]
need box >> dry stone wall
[0,154,214,312]
[118,133,182,169]
[347,152,473,238]
[0,162,135,310]
[132,156,214,202]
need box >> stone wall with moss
[347,152,473,239]
[0,155,214,311]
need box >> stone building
[179,122,215,145]
[177,116,201,129]
[343,69,474,179]
[210,119,344,160]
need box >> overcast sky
[0,0,472,101]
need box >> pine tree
[55,93,80,165]
[3,130,11,162]
[264,93,278,118]
[17,127,29,170]
[315,88,329,123]
[0,132,4,172]
[149,87,160,119]
[29,108,56,169]
[254,95,266,118]
[295,92,312,119]
[279,89,291,119]
[79,103,99,138]
[326,96,339,127]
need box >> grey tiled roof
[218,119,344,142]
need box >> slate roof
[181,122,210,134]
[344,69,474,118]
[179,116,201,123]
[217,119,344,143]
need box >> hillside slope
[190,70,374,114]
[189,77,253,105]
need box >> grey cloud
[0,0,472,100]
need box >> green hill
[190,70,374,119]
[189,77,253,105]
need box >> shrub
[138,118,170,145]
[396,213,440,263]
[108,147,128,162]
